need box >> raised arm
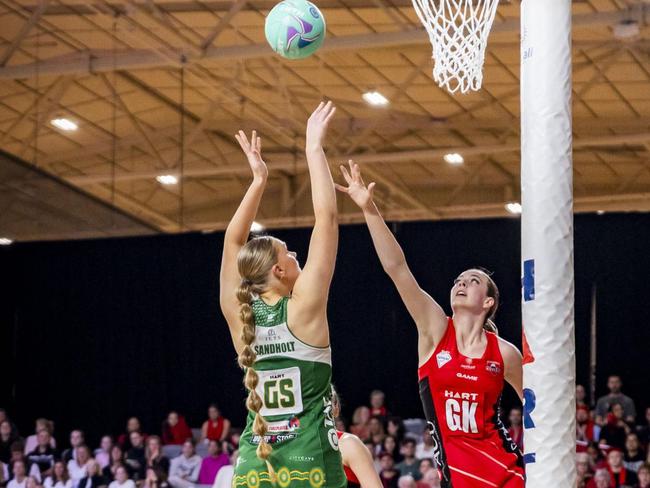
[336,161,448,350]
[289,102,338,344]
[219,130,268,350]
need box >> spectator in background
[596,376,637,426]
[625,433,646,473]
[125,432,145,482]
[415,432,435,461]
[577,452,593,488]
[395,439,420,480]
[61,432,84,464]
[378,453,399,488]
[419,468,441,488]
[636,463,650,488]
[601,404,632,449]
[368,417,386,451]
[8,460,27,488]
[637,408,650,448]
[606,448,637,487]
[1,421,20,464]
[577,385,589,409]
[144,437,168,485]
[351,407,371,441]
[417,459,434,480]
[578,406,598,450]
[43,462,71,488]
[24,422,55,456]
[588,469,611,488]
[107,467,133,488]
[24,478,40,488]
[102,447,124,484]
[93,438,112,471]
[26,430,57,482]
[167,440,201,488]
[117,420,145,453]
[397,475,416,488]
[386,418,405,444]
[370,391,388,420]
[161,414,191,447]
[382,436,402,464]
[66,446,91,485]
[1,460,8,488]
[7,444,25,480]
[507,407,524,451]
[587,443,605,472]
[200,406,230,444]
[76,460,104,488]
[197,440,228,485]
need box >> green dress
[232,296,346,488]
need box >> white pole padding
[521,1,576,487]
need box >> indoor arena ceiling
[0,0,649,240]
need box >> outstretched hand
[235,130,268,180]
[335,160,376,210]
[306,101,337,149]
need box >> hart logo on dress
[436,350,452,368]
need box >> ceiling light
[597,210,605,215]
[613,20,640,41]
[505,202,522,215]
[156,174,178,185]
[362,91,389,106]
[250,221,265,233]
[0,237,13,245]
[444,153,464,165]
[50,118,78,131]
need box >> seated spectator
[577,452,594,488]
[200,406,230,443]
[24,477,40,488]
[43,461,72,488]
[107,467,133,488]
[507,407,524,451]
[197,440,229,485]
[415,432,435,461]
[625,433,646,473]
[578,406,598,446]
[395,439,420,480]
[595,376,636,426]
[66,446,91,485]
[350,407,371,441]
[368,417,386,452]
[601,404,632,449]
[93,438,112,471]
[1,421,20,465]
[24,422,55,457]
[637,463,650,488]
[125,433,145,482]
[76,460,105,488]
[397,475,416,488]
[587,443,606,472]
[101,447,123,484]
[370,390,389,420]
[417,459,434,480]
[167,440,201,488]
[386,418,405,444]
[144,437,168,485]
[7,443,25,481]
[378,453,399,488]
[143,468,167,488]
[577,384,589,409]
[587,468,611,488]
[637,408,650,449]
[606,448,638,487]
[117,420,145,453]
[26,430,57,482]
[161,414,191,448]
[382,436,402,464]
[419,468,441,488]
[8,460,27,488]
[61,432,84,465]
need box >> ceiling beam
[0,11,639,79]
[0,0,51,67]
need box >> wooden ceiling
[0,0,649,240]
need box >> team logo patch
[436,350,452,368]
[486,361,501,375]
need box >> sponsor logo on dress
[436,350,452,368]
[456,372,478,381]
[461,358,476,370]
[486,361,501,375]
[288,455,315,462]
[266,416,301,433]
[250,433,298,445]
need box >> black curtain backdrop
[1,214,649,446]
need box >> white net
[411,0,500,94]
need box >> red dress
[205,417,225,441]
[418,318,525,488]
[336,431,360,488]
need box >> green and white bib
[233,296,346,488]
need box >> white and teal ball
[264,0,326,60]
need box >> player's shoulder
[496,336,522,363]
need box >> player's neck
[452,312,486,347]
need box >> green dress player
[219,102,345,488]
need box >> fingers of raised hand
[339,164,352,184]
[235,130,250,151]
[334,183,348,193]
